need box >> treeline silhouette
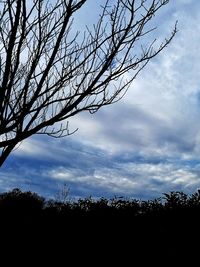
[1,188,200,233]
[1,188,200,216]
[1,188,200,261]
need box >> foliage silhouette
[0,188,200,262]
[0,188,200,223]
[0,187,44,215]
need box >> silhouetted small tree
[0,188,44,215]
[55,183,70,204]
[0,0,176,166]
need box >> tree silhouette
[0,0,176,166]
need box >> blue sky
[1,0,200,200]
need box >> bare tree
[0,0,176,166]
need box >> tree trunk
[0,143,16,167]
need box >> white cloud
[14,138,48,157]
[47,161,200,199]
[65,1,200,161]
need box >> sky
[1,0,200,200]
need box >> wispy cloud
[67,0,200,161]
[47,159,200,199]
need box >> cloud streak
[47,158,200,199]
